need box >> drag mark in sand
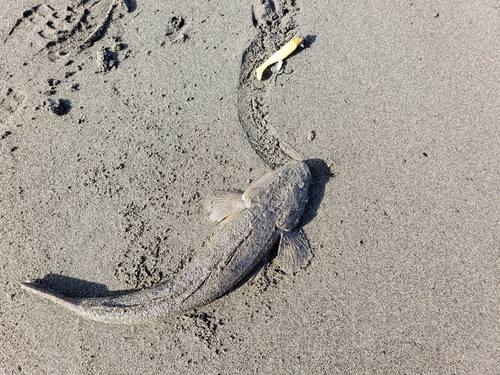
[237,0,304,169]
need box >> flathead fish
[20,161,312,323]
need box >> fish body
[20,161,312,323]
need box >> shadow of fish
[20,161,312,323]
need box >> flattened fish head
[243,160,311,231]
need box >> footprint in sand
[4,0,121,62]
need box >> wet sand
[1,0,498,373]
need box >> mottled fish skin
[20,161,311,323]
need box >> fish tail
[19,281,175,323]
[20,281,81,311]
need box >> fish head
[243,161,311,231]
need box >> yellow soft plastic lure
[255,36,304,81]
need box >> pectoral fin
[205,191,245,222]
[275,230,312,274]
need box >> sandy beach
[1,0,498,373]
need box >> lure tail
[255,37,303,81]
